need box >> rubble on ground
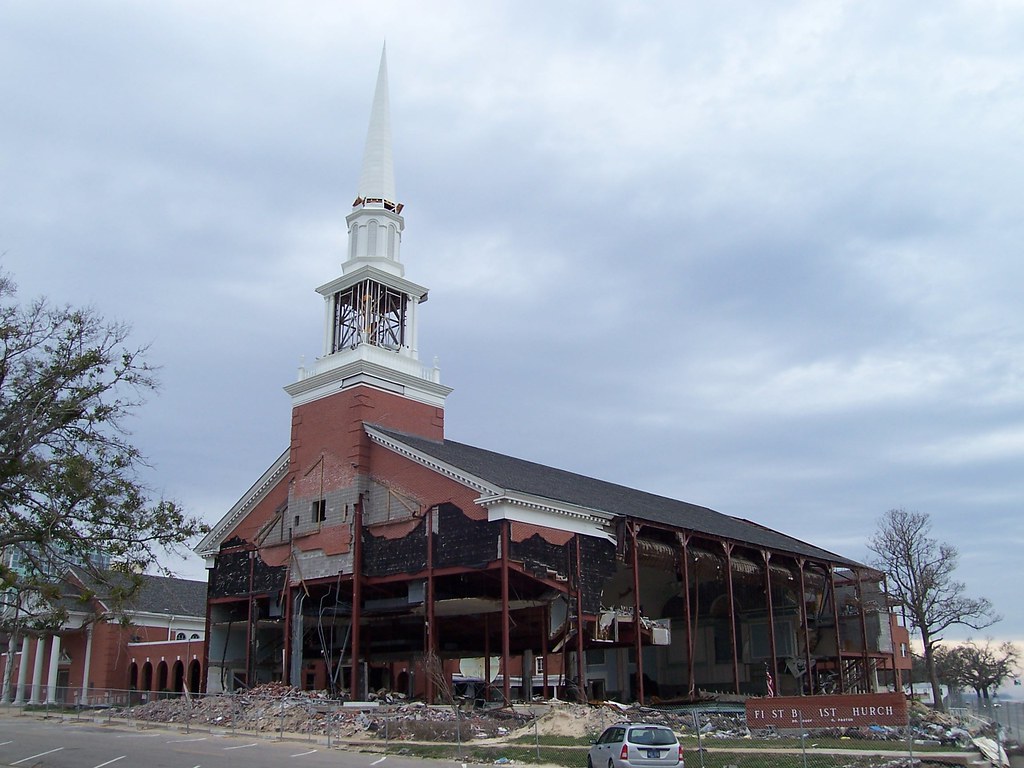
[111,683,532,740]
[105,684,1002,750]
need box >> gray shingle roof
[372,425,861,567]
[65,569,207,618]
[132,573,208,617]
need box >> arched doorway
[172,660,185,693]
[188,660,202,694]
[157,661,169,693]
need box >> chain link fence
[1,688,1013,768]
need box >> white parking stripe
[12,747,64,764]
[371,757,387,766]
[223,743,258,750]
[93,756,126,768]
[168,737,208,743]
[290,750,317,757]
[0,741,12,746]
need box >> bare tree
[868,508,998,711]
[936,638,1019,701]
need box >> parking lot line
[12,747,64,764]
[93,756,126,768]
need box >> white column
[45,634,61,704]
[29,636,45,704]
[0,648,10,703]
[408,295,418,358]
[14,636,30,704]
[323,293,334,357]
[82,626,95,702]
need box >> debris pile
[109,686,1003,755]
[113,684,532,741]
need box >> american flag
[765,663,775,697]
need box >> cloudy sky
[3,2,1023,653]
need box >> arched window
[176,632,186,641]
[191,633,200,640]
[387,224,396,259]
[367,220,379,256]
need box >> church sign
[746,692,908,728]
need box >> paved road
[0,716,453,768]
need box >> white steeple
[342,44,405,279]
[286,47,451,410]
[356,45,396,206]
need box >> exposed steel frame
[215,503,902,702]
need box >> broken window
[312,499,327,523]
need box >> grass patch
[385,745,950,768]
[508,734,594,746]
[378,740,963,768]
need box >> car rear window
[628,727,676,746]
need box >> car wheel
[587,757,594,768]
[608,760,615,768]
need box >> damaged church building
[194,50,911,706]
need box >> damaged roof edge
[194,448,290,558]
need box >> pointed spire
[356,45,397,206]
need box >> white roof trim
[477,490,615,527]
[194,450,290,557]
[365,426,616,535]
[365,425,499,496]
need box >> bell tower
[285,46,452,426]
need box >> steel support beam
[501,519,511,704]
[797,558,813,694]
[762,550,777,695]
[723,542,740,693]
[425,504,436,704]
[828,566,845,693]
[630,521,644,705]
[575,534,586,702]
[351,494,363,700]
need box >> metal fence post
[692,709,705,768]
[907,710,914,764]
[534,712,541,762]
[799,709,807,768]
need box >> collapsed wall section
[209,536,288,598]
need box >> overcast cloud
[2,1,1023,654]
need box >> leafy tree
[0,274,207,701]
[935,639,1019,700]
[868,508,997,712]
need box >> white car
[588,723,683,768]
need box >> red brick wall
[289,385,444,485]
[366,440,483,519]
[227,475,290,544]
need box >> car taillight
[678,744,684,761]
[620,744,629,761]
